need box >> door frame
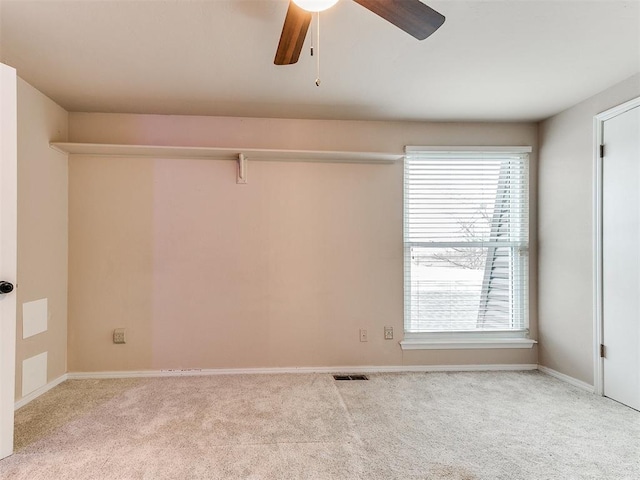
[593,95,640,396]
[0,63,17,460]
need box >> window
[402,147,534,349]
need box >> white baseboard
[67,363,539,380]
[11,366,593,409]
[537,365,595,393]
[14,373,68,410]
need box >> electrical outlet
[384,326,394,340]
[113,328,126,344]
[360,329,368,342]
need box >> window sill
[400,336,537,350]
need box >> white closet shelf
[49,142,402,164]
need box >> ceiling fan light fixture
[292,0,339,13]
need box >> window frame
[400,146,536,350]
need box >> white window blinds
[404,148,530,334]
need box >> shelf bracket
[237,153,247,184]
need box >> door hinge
[599,144,605,158]
[600,344,605,358]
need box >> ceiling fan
[274,0,446,65]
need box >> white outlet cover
[22,351,47,397]
[22,298,48,339]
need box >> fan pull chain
[315,12,321,86]
[310,13,314,57]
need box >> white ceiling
[1,0,638,122]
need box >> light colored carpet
[1,371,639,479]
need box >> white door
[602,102,640,411]
[0,63,17,460]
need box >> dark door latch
[0,281,14,294]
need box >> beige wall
[67,114,538,372]
[15,78,68,399]
[11,71,639,381]
[538,74,640,384]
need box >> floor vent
[333,374,369,381]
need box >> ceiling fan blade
[353,0,445,40]
[274,1,313,65]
